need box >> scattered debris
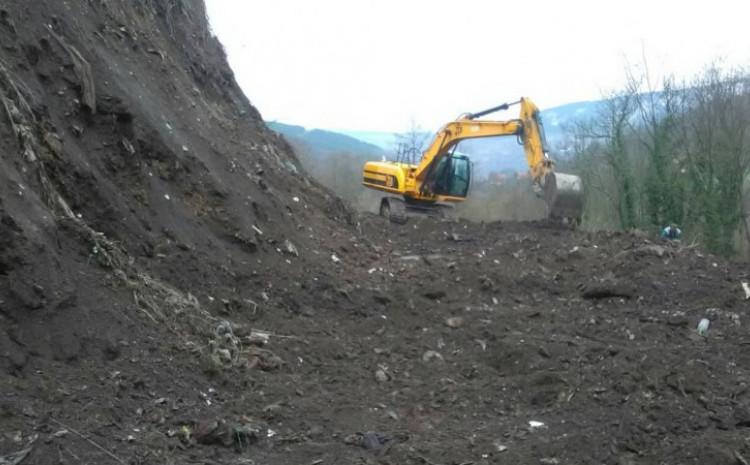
[282,239,299,257]
[528,420,546,430]
[0,441,34,465]
[422,350,444,362]
[245,329,271,346]
[493,441,508,453]
[344,431,391,451]
[697,318,710,336]
[445,316,464,328]
[50,419,126,464]
[374,368,390,383]
[192,418,262,450]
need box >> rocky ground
[1,1,750,465]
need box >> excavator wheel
[379,199,390,218]
[379,197,407,224]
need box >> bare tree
[573,90,638,229]
[393,119,430,165]
[680,66,750,254]
[626,61,686,227]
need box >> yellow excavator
[362,97,583,223]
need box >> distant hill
[266,121,385,158]
[338,99,605,174]
[337,99,603,150]
[267,99,605,178]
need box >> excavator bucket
[543,172,583,222]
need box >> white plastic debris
[528,420,546,429]
[282,239,299,257]
[292,196,300,203]
[494,442,508,453]
[697,318,710,336]
[247,330,270,345]
[422,350,443,362]
[164,194,170,200]
[742,282,750,300]
[331,254,340,263]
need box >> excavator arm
[362,97,583,222]
[413,98,553,193]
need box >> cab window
[432,154,471,198]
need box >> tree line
[565,64,750,255]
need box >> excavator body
[362,98,583,223]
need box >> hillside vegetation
[568,65,750,255]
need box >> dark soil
[1,2,749,465]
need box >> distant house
[488,171,510,185]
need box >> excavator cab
[429,153,471,198]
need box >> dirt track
[1,1,750,465]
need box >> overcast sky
[205,0,749,132]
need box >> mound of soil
[1,2,749,465]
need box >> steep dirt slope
[0,1,352,463]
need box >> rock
[232,232,258,253]
[362,431,386,450]
[422,350,443,362]
[247,347,284,371]
[445,317,464,328]
[374,368,389,382]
